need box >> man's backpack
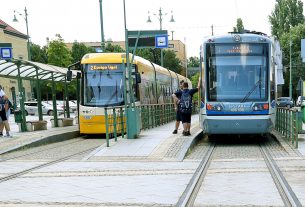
[179,91,192,114]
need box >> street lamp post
[13,7,31,61]
[289,36,292,98]
[147,8,175,67]
[99,0,105,52]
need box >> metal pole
[289,37,292,98]
[51,73,58,127]
[24,7,31,61]
[123,0,130,139]
[159,8,164,67]
[35,67,43,121]
[99,0,105,51]
[17,62,26,132]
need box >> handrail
[103,102,198,146]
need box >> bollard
[105,108,109,147]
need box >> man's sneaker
[0,132,3,137]
[187,131,191,136]
[6,133,12,138]
[172,129,178,134]
[183,131,188,136]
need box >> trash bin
[14,110,22,123]
[301,102,305,123]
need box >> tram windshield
[83,64,124,107]
[206,43,268,102]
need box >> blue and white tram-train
[199,33,277,135]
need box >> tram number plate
[84,116,92,120]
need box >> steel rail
[260,145,302,207]
[0,145,100,183]
[0,138,86,162]
[176,144,215,207]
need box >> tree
[187,56,200,68]
[30,43,48,63]
[104,42,125,52]
[233,18,245,33]
[269,0,304,39]
[47,34,72,67]
[71,41,95,63]
[279,23,305,97]
[163,50,182,74]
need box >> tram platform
[0,114,202,160]
[84,114,201,161]
[0,114,79,155]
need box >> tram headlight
[252,103,269,111]
[206,103,223,111]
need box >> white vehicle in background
[46,100,77,113]
[297,96,305,106]
[22,101,64,116]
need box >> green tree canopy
[233,18,245,33]
[104,42,125,52]
[163,50,182,74]
[279,23,305,97]
[269,0,304,39]
[187,56,200,68]
[71,41,95,63]
[47,34,72,67]
[30,43,48,63]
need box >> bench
[26,120,48,132]
[51,118,74,127]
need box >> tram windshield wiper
[241,79,262,103]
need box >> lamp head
[147,11,152,23]
[170,11,175,23]
[13,11,18,22]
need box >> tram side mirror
[67,70,72,82]
[136,73,141,84]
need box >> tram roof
[203,33,272,44]
[0,59,77,82]
[81,53,190,82]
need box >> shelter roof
[0,59,76,82]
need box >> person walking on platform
[172,80,184,134]
[0,95,12,137]
[173,81,199,136]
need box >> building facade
[0,19,31,101]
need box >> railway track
[178,136,302,207]
[0,138,86,162]
[0,144,101,183]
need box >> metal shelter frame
[0,58,77,132]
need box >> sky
[1,0,280,57]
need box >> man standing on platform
[173,80,200,136]
[172,80,184,134]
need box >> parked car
[296,96,305,106]
[20,101,64,116]
[277,97,294,108]
[56,100,77,113]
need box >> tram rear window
[208,44,266,56]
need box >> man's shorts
[181,112,191,124]
[176,111,182,122]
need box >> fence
[104,102,198,147]
[275,107,302,148]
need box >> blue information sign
[155,35,168,48]
[0,47,12,59]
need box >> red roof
[0,19,27,39]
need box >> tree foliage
[279,24,305,97]
[30,43,48,63]
[269,0,304,39]
[71,41,95,63]
[47,34,72,67]
[187,56,200,68]
[233,18,245,33]
[104,42,125,52]
[163,50,182,74]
